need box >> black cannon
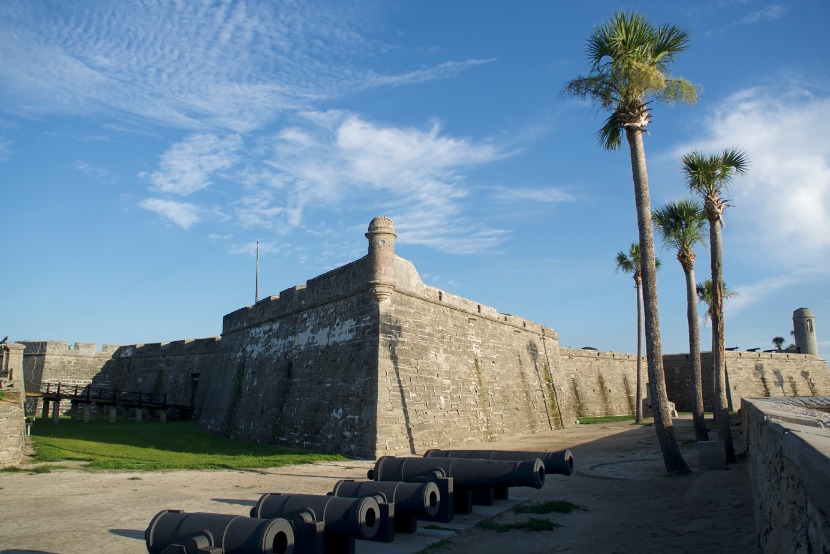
[250,493,380,554]
[423,448,575,476]
[145,510,293,554]
[330,479,441,534]
[368,456,545,515]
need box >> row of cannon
[144,447,575,554]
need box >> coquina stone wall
[557,348,639,422]
[0,397,25,466]
[21,339,220,415]
[1,343,26,466]
[376,257,563,455]
[742,397,830,553]
[22,341,119,391]
[98,338,220,412]
[198,257,380,457]
[665,352,830,412]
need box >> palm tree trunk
[635,281,643,423]
[684,265,708,441]
[708,218,736,462]
[626,127,690,474]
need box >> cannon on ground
[330,479,441,534]
[144,510,293,554]
[250,493,380,554]
[368,456,545,515]
[423,448,574,476]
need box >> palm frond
[598,112,623,150]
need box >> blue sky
[1,0,828,361]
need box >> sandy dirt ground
[0,418,758,553]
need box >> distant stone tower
[793,308,818,356]
[365,216,397,302]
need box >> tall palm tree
[772,337,785,351]
[684,149,749,463]
[566,11,697,474]
[615,243,660,424]
[653,199,709,441]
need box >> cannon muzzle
[331,479,441,518]
[250,493,380,541]
[423,448,574,476]
[145,510,293,554]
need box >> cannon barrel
[330,480,441,518]
[145,510,293,554]
[423,448,574,476]
[370,456,545,489]
[250,493,380,541]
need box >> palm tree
[684,149,749,463]
[696,280,738,325]
[772,337,785,351]
[615,243,661,424]
[566,11,696,474]
[653,199,709,441]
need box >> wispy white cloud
[229,240,280,257]
[139,198,201,229]
[740,4,788,24]
[0,2,489,133]
[137,111,514,253]
[726,274,798,316]
[487,186,573,204]
[143,134,242,196]
[0,136,12,162]
[674,83,830,264]
[260,111,512,253]
[365,59,496,88]
[75,160,115,184]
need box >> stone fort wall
[16,217,830,459]
[197,257,381,457]
[664,351,830,413]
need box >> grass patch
[578,415,635,425]
[423,524,456,531]
[514,500,581,514]
[478,518,559,533]
[29,420,347,471]
[1,464,73,474]
[420,537,453,552]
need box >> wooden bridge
[27,382,194,423]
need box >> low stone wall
[742,396,830,553]
[0,394,25,466]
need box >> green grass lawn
[22,418,347,472]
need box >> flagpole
[255,240,259,304]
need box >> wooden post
[51,399,61,423]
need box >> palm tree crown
[564,11,697,149]
[696,280,738,323]
[652,199,706,271]
[682,149,749,225]
[615,243,660,283]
